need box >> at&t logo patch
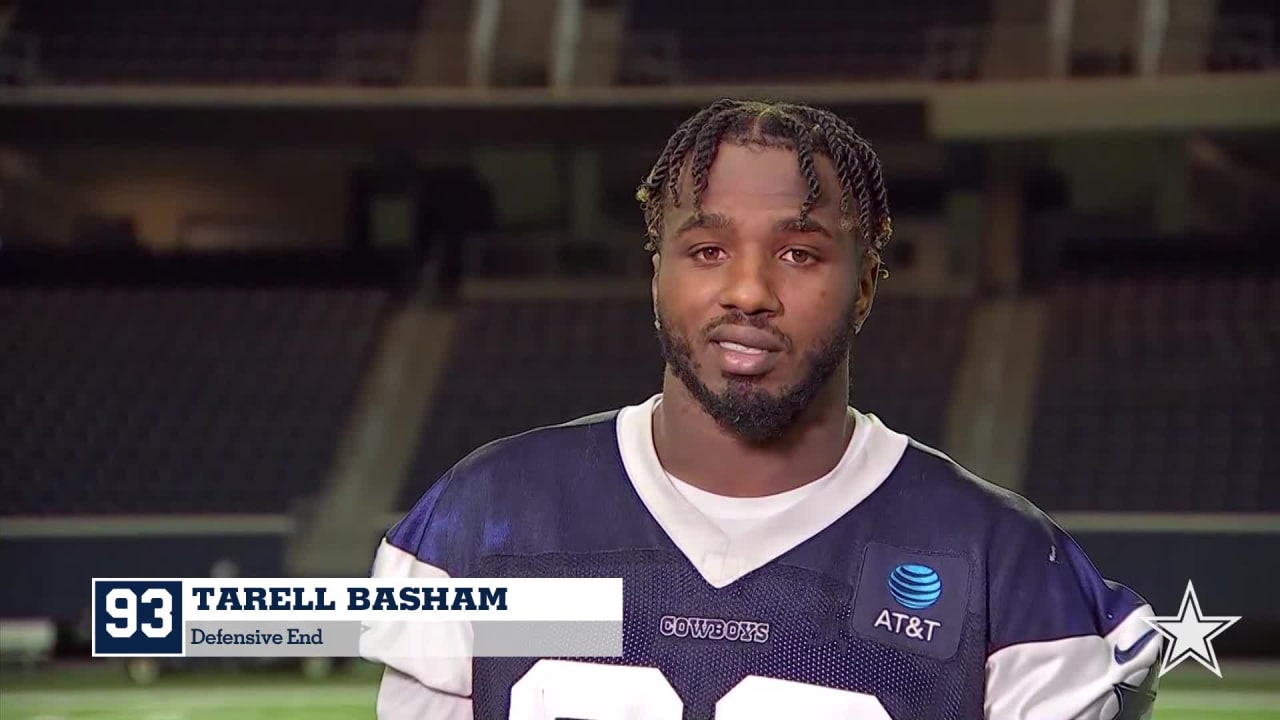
[874,563,944,642]
[851,545,970,661]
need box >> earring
[654,317,661,331]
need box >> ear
[650,252,661,311]
[853,251,881,332]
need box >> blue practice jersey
[365,395,1162,720]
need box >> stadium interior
[0,0,1277,717]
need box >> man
[366,99,1162,719]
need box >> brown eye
[693,246,725,262]
[784,248,816,265]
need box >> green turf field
[2,660,1277,719]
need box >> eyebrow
[675,212,834,239]
[675,211,731,236]
[777,215,834,238]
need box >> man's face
[653,140,877,443]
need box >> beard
[656,304,858,444]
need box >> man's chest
[468,549,986,720]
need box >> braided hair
[635,99,892,276]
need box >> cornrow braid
[636,99,893,277]
[688,110,739,208]
[656,99,738,216]
[772,115,822,219]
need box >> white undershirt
[653,399,838,539]
[624,394,907,588]
[666,472,828,539]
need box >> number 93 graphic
[104,587,174,639]
[92,580,183,656]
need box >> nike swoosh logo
[1114,629,1158,664]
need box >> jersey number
[104,588,173,639]
[509,660,892,720]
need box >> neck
[652,368,854,498]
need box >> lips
[707,326,786,353]
[707,325,786,376]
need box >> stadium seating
[398,294,971,507]
[1209,0,1279,72]
[400,296,662,506]
[623,0,992,83]
[7,0,422,85]
[0,285,392,515]
[1024,271,1279,512]
[9,0,1270,87]
[849,294,972,452]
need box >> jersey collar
[615,394,909,588]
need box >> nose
[717,254,781,317]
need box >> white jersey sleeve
[362,470,475,720]
[984,506,1163,719]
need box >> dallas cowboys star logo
[1142,580,1241,678]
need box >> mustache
[700,313,793,353]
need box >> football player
[365,99,1162,719]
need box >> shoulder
[894,440,1061,548]
[380,408,624,574]
[897,441,1162,714]
[894,441,1154,638]
[419,407,621,501]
